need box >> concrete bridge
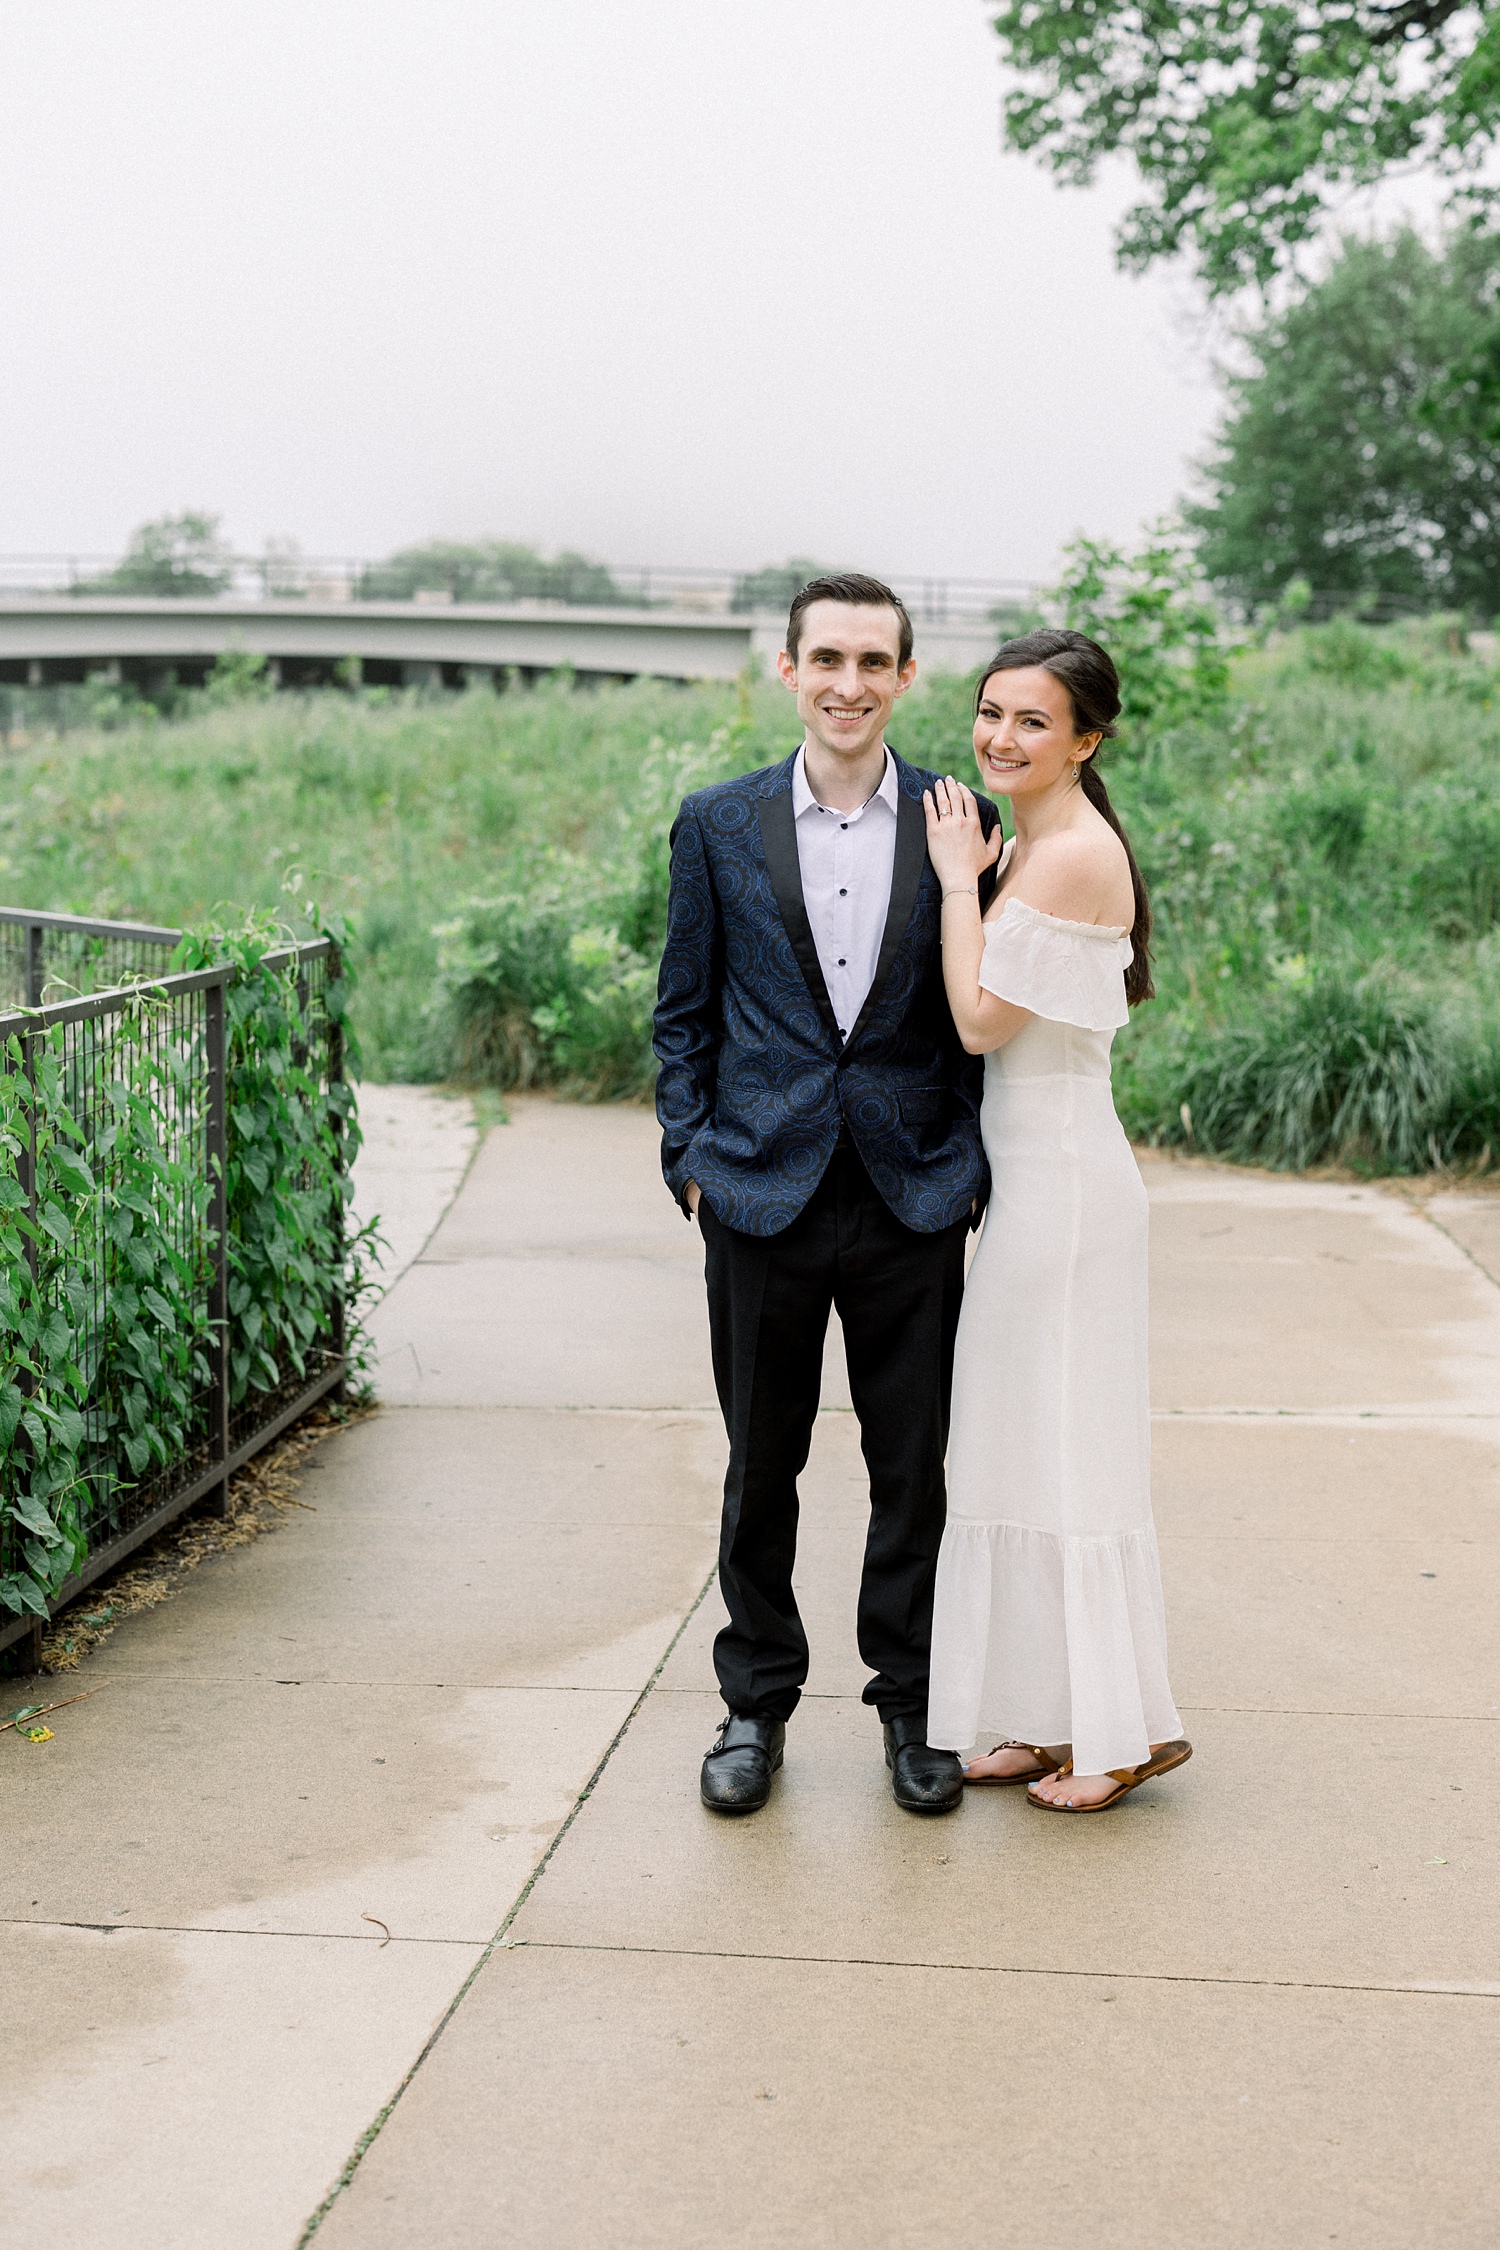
[0,596,1001,692]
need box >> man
[653,573,1001,1817]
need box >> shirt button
[839,888,847,896]
[840,822,848,829]
[838,957,846,966]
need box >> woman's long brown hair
[975,629,1154,1006]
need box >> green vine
[173,905,371,1415]
[1,904,373,1625]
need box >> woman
[922,629,1189,1813]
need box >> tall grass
[3,614,1499,1169]
[0,677,771,1082]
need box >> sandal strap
[990,1741,1061,1773]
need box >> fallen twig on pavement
[0,1685,102,1735]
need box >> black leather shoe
[884,1717,962,1815]
[700,1713,786,1814]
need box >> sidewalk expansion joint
[0,1916,479,1946]
[93,1674,687,1692]
[1402,1195,1500,1297]
[295,1559,722,2247]
[515,1939,1500,2003]
[652,1688,1500,1722]
[1152,1407,1500,1423]
[373,1401,722,1418]
[1174,1703,1499,1720]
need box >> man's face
[777,600,915,762]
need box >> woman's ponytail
[1077,759,1153,1006]
[975,629,1154,1006]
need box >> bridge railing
[0,553,1045,624]
[0,912,352,1668]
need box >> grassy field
[3,616,1498,1172]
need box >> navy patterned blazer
[653,747,1003,1237]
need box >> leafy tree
[81,511,234,598]
[203,647,275,705]
[1189,228,1500,611]
[730,558,831,612]
[358,539,634,606]
[1048,525,1230,737]
[990,2,1500,294]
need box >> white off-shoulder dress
[927,898,1182,1776]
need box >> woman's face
[971,665,1099,801]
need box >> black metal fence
[0,910,348,1668]
[0,906,185,1011]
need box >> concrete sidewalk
[3,1101,1499,2248]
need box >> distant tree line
[356,540,636,606]
[73,522,839,615]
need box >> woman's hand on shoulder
[922,775,1001,889]
[1007,827,1132,927]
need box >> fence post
[326,944,347,1404]
[25,924,43,1008]
[10,1023,45,1670]
[204,978,231,1518]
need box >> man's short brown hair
[785,572,913,670]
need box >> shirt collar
[792,744,898,820]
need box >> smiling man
[653,573,1002,1818]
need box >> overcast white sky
[2,0,1226,583]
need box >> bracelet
[942,887,978,899]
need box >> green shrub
[436,892,658,1098]
[1050,524,1231,740]
[431,733,734,1097]
[1415,792,1500,936]
[1166,970,1460,1172]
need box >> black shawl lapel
[756,786,842,1043]
[844,781,926,1048]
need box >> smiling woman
[922,628,1190,1815]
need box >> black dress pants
[699,1147,970,1725]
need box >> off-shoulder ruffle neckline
[984,896,1128,942]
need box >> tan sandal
[963,1740,1063,1787]
[1025,1739,1193,1813]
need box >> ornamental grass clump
[1171,969,1475,1173]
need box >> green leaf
[9,1493,60,1540]
[39,1201,73,1248]
[0,1383,22,1448]
[1,1575,48,1618]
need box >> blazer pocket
[899,1087,949,1126]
